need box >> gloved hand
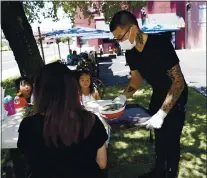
[141,109,167,129]
[113,94,127,105]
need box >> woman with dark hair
[17,62,108,178]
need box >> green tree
[23,1,147,24]
[1,1,44,81]
[1,1,146,80]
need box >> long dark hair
[34,62,95,147]
[78,70,94,95]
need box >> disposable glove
[113,94,127,105]
[141,109,167,129]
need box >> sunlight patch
[114,141,129,149]
[118,153,128,159]
[133,89,145,96]
[124,131,146,139]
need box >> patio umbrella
[141,24,180,33]
[81,33,114,40]
[42,26,110,37]
[42,26,113,56]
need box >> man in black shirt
[110,11,188,178]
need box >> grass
[103,82,207,178]
[2,81,206,178]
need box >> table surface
[1,108,25,149]
[85,100,151,130]
[1,100,150,149]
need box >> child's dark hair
[15,76,33,93]
[78,70,94,94]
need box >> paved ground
[1,44,69,79]
[1,44,96,80]
[1,47,206,95]
[98,49,206,96]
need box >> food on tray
[100,103,123,112]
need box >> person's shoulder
[148,33,162,41]
[21,114,42,126]
[92,114,103,127]
[150,34,169,44]
[125,48,136,61]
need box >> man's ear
[129,25,138,43]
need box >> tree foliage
[23,1,147,24]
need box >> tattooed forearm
[123,85,137,98]
[127,86,137,92]
[161,64,185,113]
[136,32,144,44]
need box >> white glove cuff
[119,94,127,102]
[157,109,167,119]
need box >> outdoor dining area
[1,54,154,177]
[1,22,186,178]
[1,98,153,178]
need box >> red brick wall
[74,1,189,50]
[133,1,176,17]
[74,8,96,28]
[133,1,185,49]
[185,1,206,49]
[75,8,98,50]
[175,1,186,49]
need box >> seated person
[78,71,101,105]
[17,62,108,178]
[67,49,72,63]
[71,50,80,65]
[15,76,33,104]
[68,50,79,65]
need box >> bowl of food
[99,102,125,119]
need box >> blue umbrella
[42,26,110,37]
[141,24,180,33]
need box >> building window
[80,39,88,46]
[199,5,206,24]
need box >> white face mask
[118,28,136,50]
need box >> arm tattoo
[127,86,137,93]
[123,85,137,98]
[136,32,144,44]
[161,64,185,113]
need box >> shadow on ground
[98,55,130,87]
[104,83,206,178]
[1,63,206,178]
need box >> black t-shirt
[126,34,188,114]
[17,113,108,178]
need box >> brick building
[74,1,206,53]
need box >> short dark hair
[15,76,33,93]
[109,10,139,32]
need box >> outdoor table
[1,108,25,149]
[1,100,152,149]
[84,100,153,143]
[1,100,152,178]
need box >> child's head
[78,71,94,94]
[15,77,33,98]
[73,50,77,55]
